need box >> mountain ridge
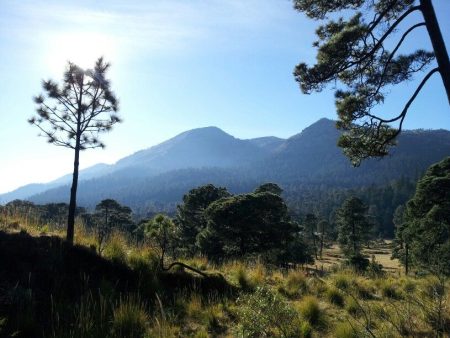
[1,118,449,208]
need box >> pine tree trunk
[421,0,450,104]
[66,141,80,244]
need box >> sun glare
[46,31,116,74]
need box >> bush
[111,296,148,338]
[297,296,323,326]
[325,287,344,307]
[347,255,369,271]
[236,286,300,337]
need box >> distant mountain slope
[2,118,450,209]
[0,163,113,204]
[248,136,285,153]
[114,126,268,172]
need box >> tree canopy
[293,0,450,165]
[174,184,231,255]
[403,156,450,274]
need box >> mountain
[114,126,267,172]
[0,163,113,204]
[2,119,450,211]
[248,136,285,153]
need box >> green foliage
[403,157,450,274]
[200,187,299,263]
[254,182,283,195]
[336,197,372,265]
[236,286,300,337]
[94,199,133,254]
[293,0,443,165]
[143,214,177,268]
[175,184,231,256]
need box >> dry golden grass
[309,242,402,275]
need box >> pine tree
[336,197,372,265]
[29,58,120,244]
[293,0,450,165]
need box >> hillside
[1,119,450,211]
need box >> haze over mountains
[1,118,450,211]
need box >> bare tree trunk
[421,0,450,104]
[66,140,80,244]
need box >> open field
[310,242,402,275]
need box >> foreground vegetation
[1,158,448,337]
[0,215,448,337]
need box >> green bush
[236,286,300,337]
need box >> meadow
[0,213,448,338]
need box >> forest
[1,0,449,337]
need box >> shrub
[297,296,323,326]
[325,287,344,307]
[111,295,148,338]
[236,286,300,337]
[347,254,369,271]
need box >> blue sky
[0,0,449,194]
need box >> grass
[0,215,449,338]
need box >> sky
[0,0,449,194]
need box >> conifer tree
[336,197,371,262]
[29,57,120,244]
[293,0,450,165]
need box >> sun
[46,31,116,74]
